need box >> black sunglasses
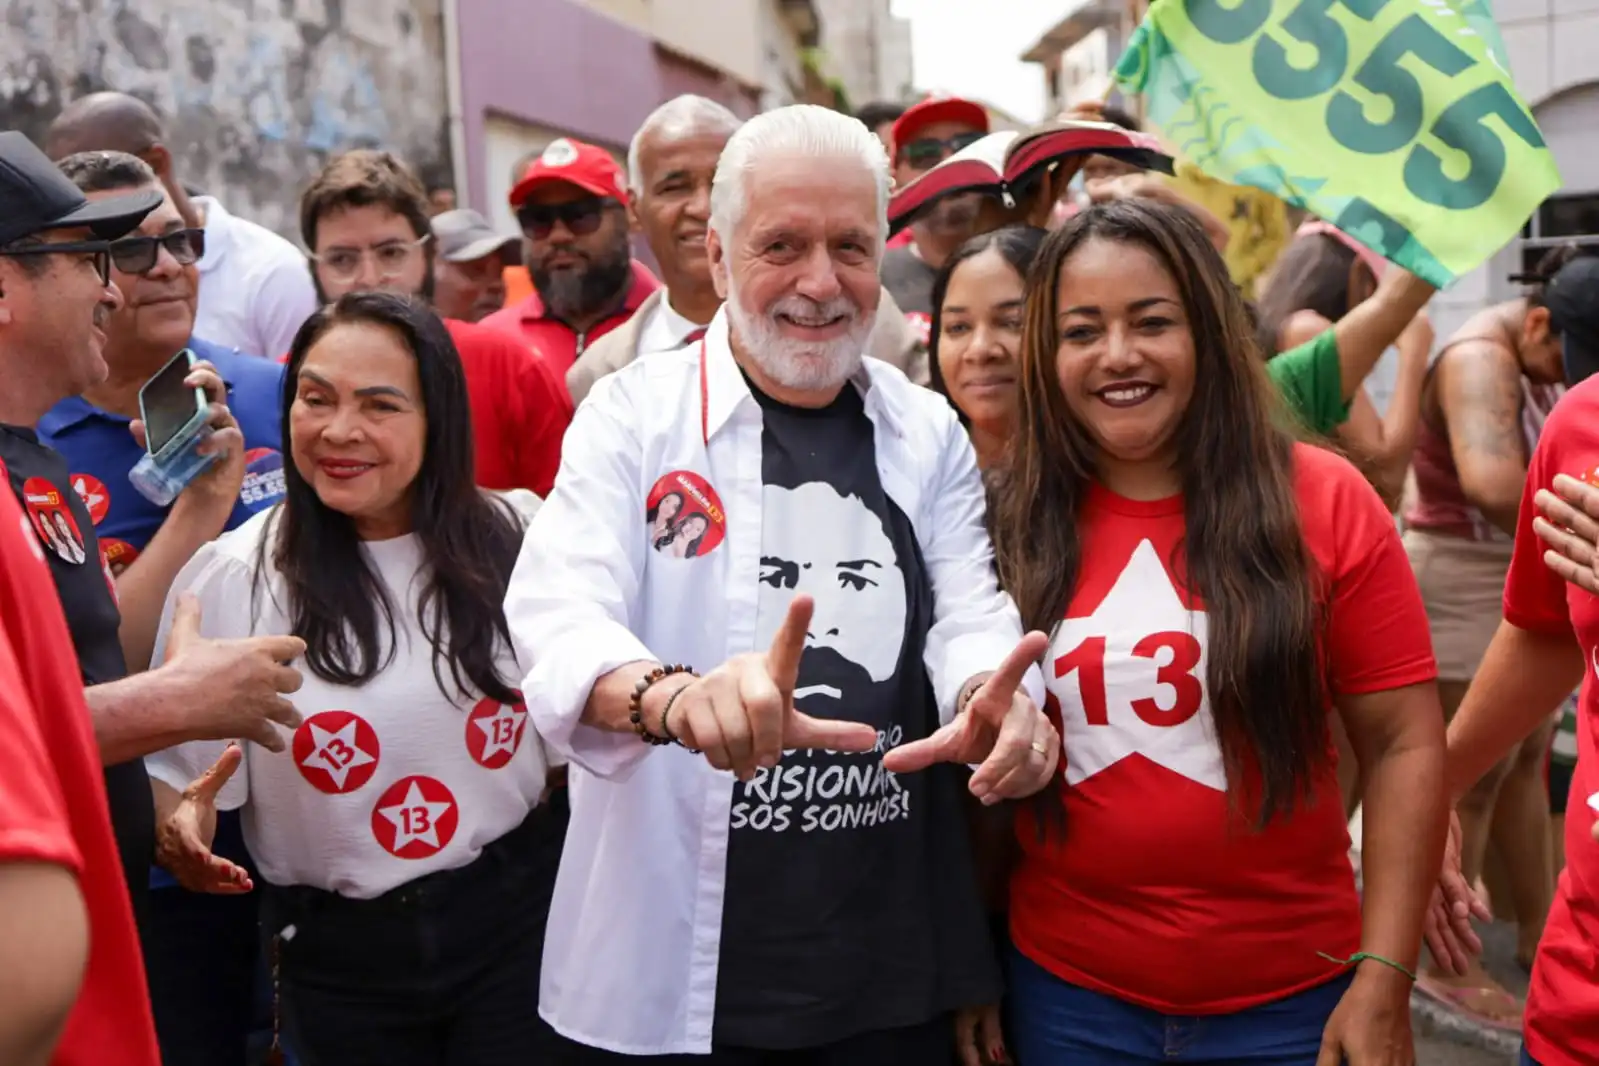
[109,228,206,275]
[516,198,612,240]
[0,239,113,284]
[899,132,985,171]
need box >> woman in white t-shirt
[146,291,563,1066]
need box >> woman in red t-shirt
[987,198,1446,1064]
[1431,369,1599,1066]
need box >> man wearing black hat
[0,130,310,934]
[1545,254,1599,388]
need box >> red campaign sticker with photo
[371,775,459,859]
[22,477,88,565]
[100,538,140,577]
[646,471,727,560]
[293,710,381,795]
[904,311,932,348]
[98,546,119,606]
[70,473,110,525]
[241,448,287,509]
[466,694,528,770]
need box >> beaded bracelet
[629,664,697,745]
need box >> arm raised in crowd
[1435,342,1529,536]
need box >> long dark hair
[927,225,1049,426]
[264,291,523,704]
[1253,234,1369,357]
[991,199,1327,826]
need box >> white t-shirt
[193,196,318,359]
[146,504,551,900]
[635,294,706,359]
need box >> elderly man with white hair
[507,104,1058,1062]
[567,95,925,407]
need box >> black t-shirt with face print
[712,378,1000,1050]
[0,425,153,931]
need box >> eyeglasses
[516,198,611,240]
[109,228,206,275]
[899,132,985,171]
[309,235,431,283]
[0,239,113,284]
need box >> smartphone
[128,349,218,506]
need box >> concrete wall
[0,0,452,241]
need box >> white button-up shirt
[506,307,1042,1056]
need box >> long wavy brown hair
[991,198,1328,826]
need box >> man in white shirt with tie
[508,104,1058,1063]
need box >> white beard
[725,273,875,393]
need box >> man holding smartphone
[0,131,306,948]
[33,150,297,1066]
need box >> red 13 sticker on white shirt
[292,711,381,794]
[466,695,527,769]
[371,775,459,859]
[1048,539,1222,792]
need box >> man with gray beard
[505,104,1057,1064]
[481,138,660,377]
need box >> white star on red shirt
[72,477,105,516]
[1050,538,1223,791]
[473,702,527,762]
[304,719,377,790]
[377,781,453,853]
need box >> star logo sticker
[1048,539,1222,792]
[292,711,380,794]
[371,776,459,859]
[70,474,109,525]
[466,696,527,769]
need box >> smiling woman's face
[1053,236,1196,483]
[938,247,1026,439]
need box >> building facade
[811,0,915,110]
[1021,1,1136,119]
[0,0,452,240]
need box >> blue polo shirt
[39,336,286,893]
[39,336,287,573]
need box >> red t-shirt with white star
[1501,377,1599,1066]
[144,504,554,900]
[1010,442,1437,1013]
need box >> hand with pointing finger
[882,631,1059,803]
[161,592,307,753]
[156,744,254,895]
[662,595,878,780]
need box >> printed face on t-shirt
[757,481,907,699]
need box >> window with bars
[1517,193,1599,276]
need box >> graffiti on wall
[0,0,450,238]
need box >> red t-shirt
[280,318,571,496]
[479,260,660,376]
[442,319,571,496]
[1010,442,1437,1013]
[1502,377,1599,1066]
[0,470,159,1066]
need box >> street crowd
[2,41,1599,1066]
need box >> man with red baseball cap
[481,137,659,378]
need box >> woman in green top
[1255,234,1436,508]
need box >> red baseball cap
[509,137,628,209]
[892,96,990,154]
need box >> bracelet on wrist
[1317,950,1417,983]
[629,664,698,745]
[659,683,700,753]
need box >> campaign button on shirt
[72,472,111,524]
[466,695,527,770]
[372,776,459,859]
[240,447,286,509]
[23,476,89,565]
[293,711,381,794]
[101,537,140,576]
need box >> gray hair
[626,95,742,193]
[709,105,889,252]
[57,150,159,195]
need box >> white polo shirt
[193,195,318,359]
[506,308,1041,1055]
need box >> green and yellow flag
[1113,0,1561,286]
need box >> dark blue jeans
[1521,1047,1541,1066]
[1006,947,1354,1064]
